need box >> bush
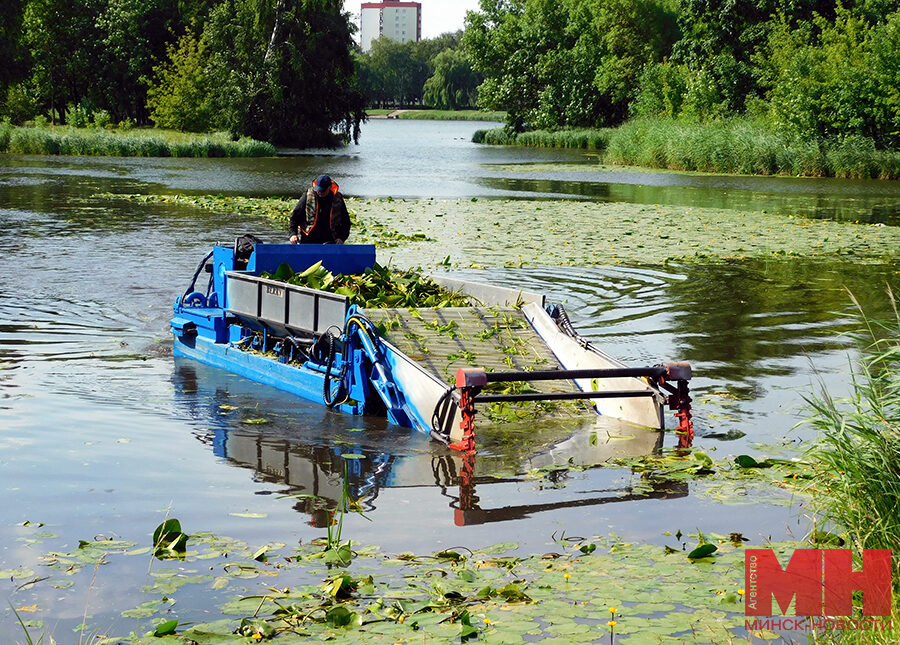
[93,110,112,129]
[146,29,214,132]
[4,82,39,125]
[65,102,91,128]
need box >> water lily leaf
[687,544,718,560]
[324,544,354,566]
[325,605,358,628]
[152,618,178,636]
[734,455,760,468]
[273,262,294,282]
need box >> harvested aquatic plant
[263,261,471,309]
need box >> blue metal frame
[172,243,383,420]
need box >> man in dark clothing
[288,175,351,244]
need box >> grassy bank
[474,118,900,179]
[367,108,506,121]
[0,123,276,157]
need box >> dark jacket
[288,182,351,244]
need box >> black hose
[554,303,578,338]
[323,330,349,408]
[430,386,457,443]
[183,250,214,300]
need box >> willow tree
[204,0,364,147]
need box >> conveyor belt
[361,307,582,397]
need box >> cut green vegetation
[261,261,471,310]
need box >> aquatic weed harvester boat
[170,241,694,452]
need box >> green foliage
[146,29,213,132]
[3,80,39,124]
[153,518,189,557]
[602,117,900,179]
[463,1,900,148]
[95,0,183,122]
[361,37,431,107]
[804,289,900,556]
[263,262,470,309]
[0,125,276,157]
[64,100,92,128]
[473,126,610,149]
[423,48,481,110]
[92,109,112,128]
[464,0,679,131]
[203,0,364,146]
[757,8,900,147]
[356,32,464,109]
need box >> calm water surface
[1,119,898,638]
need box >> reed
[474,118,900,179]
[471,127,609,149]
[605,118,900,179]
[804,288,900,556]
[0,125,276,157]
[797,289,900,644]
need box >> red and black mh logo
[745,549,892,616]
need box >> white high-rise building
[360,1,422,52]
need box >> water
[1,119,898,638]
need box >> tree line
[0,0,479,146]
[464,0,899,148]
[0,0,365,147]
[1,0,896,149]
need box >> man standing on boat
[288,175,351,244]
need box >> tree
[364,37,430,107]
[464,0,677,130]
[146,29,213,131]
[204,0,364,146]
[0,1,27,93]
[756,8,900,146]
[95,0,183,123]
[21,0,104,123]
[423,48,481,110]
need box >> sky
[343,1,482,41]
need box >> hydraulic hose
[322,328,348,408]
[182,250,214,301]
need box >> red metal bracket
[448,368,485,453]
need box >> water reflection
[172,360,688,528]
[478,174,900,224]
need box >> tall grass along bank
[0,124,276,157]
[473,127,610,149]
[802,289,900,644]
[474,118,900,179]
[804,288,900,557]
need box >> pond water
[1,119,898,639]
